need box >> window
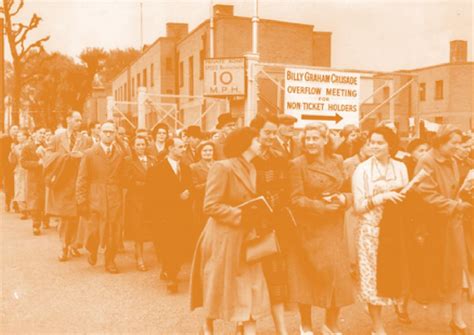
[124,83,128,101]
[179,61,184,88]
[114,90,118,101]
[435,116,444,124]
[419,83,426,101]
[435,80,443,100]
[137,73,141,88]
[383,86,390,100]
[166,57,173,72]
[166,89,173,94]
[131,78,135,97]
[189,56,194,95]
[143,68,147,87]
[150,63,154,87]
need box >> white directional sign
[204,58,246,97]
[284,68,361,129]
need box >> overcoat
[287,154,354,308]
[76,143,125,248]
[182,146,198,167]
[20,141,45,212]
[190,159,212,230]
[44,131,92,216]
[271,137,302,160]
[145,158,194,259]
[123,154,156,241]
[147,143,167,162]
[190,158,269,322]
[412,149,471,302]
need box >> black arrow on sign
[301,113,343,124]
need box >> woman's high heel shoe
[394,304,411,324]
[449,320,468,335]
[299,325,314,335]
[321,324,342,335]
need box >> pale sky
[6,0,473,71]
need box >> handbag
[245,230,280,264]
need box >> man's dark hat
[216,113,236,129]
[186,125,203,139]
[277,114,297,126]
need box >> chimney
[166,23,189,40]
[213,4,234,17]
[450,40,467,63]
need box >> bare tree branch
[20,36,50,59]
[10,0,24,16]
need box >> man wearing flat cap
[272,114,302,159]
[213,113,237,160]
[182,125,203,166]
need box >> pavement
[1,204,473,334]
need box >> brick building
[107,4,332,130]
[367,40,473,134]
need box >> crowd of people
[0,111,473,335]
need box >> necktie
[70,132,77,151]
[106,146,112,158]
[285,141,291,154]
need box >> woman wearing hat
[413,124,472,334]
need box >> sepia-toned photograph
[0,0,472,334]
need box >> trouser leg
[59,217,79,247]
[31,210,42,228]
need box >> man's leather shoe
[160,271,168,281]
[58,248,68,262]
[105,262,119,274]
[33,227,41,236]
[69,247,81,257]
[167,280,178,294]
[87,253,97,266]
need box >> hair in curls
[223,127,258,158]
[370,126,399,156]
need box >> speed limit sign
[204,58,246,97]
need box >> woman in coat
[287,122,354,335]
[190,141,215,233]
[413,124,472,334]
[9,129,29,219]
[123,136,156,271]
[352,126,408,335]
[21,128,48,236]
[190,127,269,335]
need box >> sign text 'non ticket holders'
[284,68,361,129]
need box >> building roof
[398,61,474,73]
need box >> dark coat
[76,143,126,248]
[271,136,302,160]
[287,154,354,308]
[145,158,193,258]
[213,135,226,161]
[147,143,167,162]
[412,149,470,302]
[20,141,45,212]
[43,131,92,216]
[182,146,198,167]
[123,155,156,241]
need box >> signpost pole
[244,53,259,125]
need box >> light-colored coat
[44,131,92,216]
[76,143,125,248]
[190,157,269,322]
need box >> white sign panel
[284,68,361,129]
[204,58,245,96]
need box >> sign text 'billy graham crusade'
[284,68,361,129]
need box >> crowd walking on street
[0,110,473,335]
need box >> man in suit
[148,122,169,162]
[44,111,93,261]
[20,128,47,235]
[213,113,236,160]
[145,137,193,293]
[0,125,19,211]
[181,125,203,166]
[76,121,126,274]
[272,114,302,160]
